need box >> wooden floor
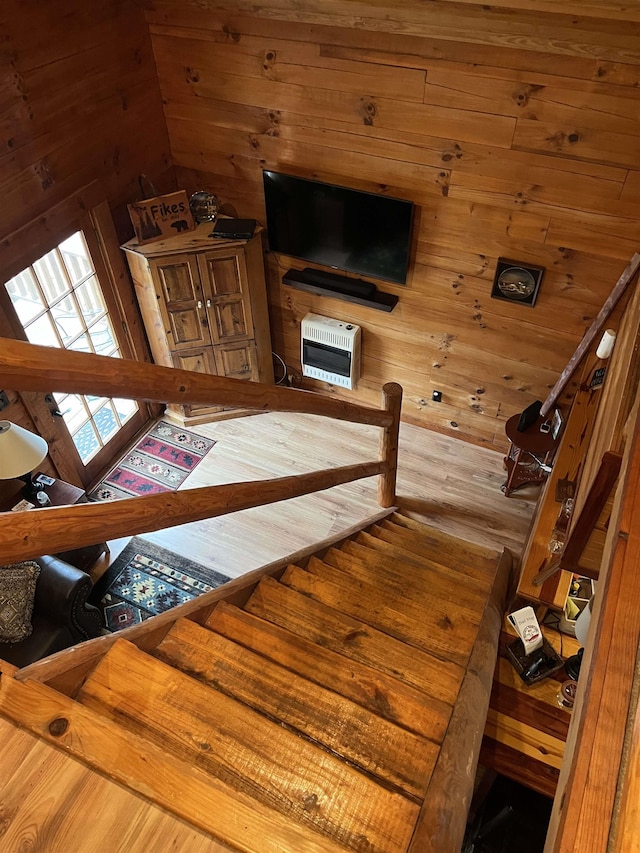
[105,411,536,579]
[2,413,537,853]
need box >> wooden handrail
[0,462,384,563]
[0,338,392,428]
[539,253,640,419]
[0,339,404,563]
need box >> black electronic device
[285,267,375,298]
[263,170,414,285]
[210,218,257,240]
[517,399,542,432]
[282,268,399,312]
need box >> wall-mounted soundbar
[282,267,398,312]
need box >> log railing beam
[378,382,403,507]
[0,461,384,564]
[0,338,392,428]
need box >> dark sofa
[0,554,103,668]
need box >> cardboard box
[127,190,195,245]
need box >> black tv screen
[262,171,414,285]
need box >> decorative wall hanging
[491,258,545,307]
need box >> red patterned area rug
[89,420,216,501]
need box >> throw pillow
[0,561,41,643]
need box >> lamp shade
[575,596,593,647]
[0,420,48,480]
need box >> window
[4,231,139,463]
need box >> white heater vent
[301,313,361,389]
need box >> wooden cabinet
[122,223,274,423]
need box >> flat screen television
[262,170,414,285]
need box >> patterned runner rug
[89,420,216,501]
[89,537,230,632]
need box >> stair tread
[79,639,419,853]
[307,555,481,627]
[388,514,500,568]
[155,616,439,798]
[318,550,485,613]
[354,529,494,587]
[343,536,484,588]
[246,577,464,705]
[282,564,477,667]
[207,602,452,742]
[1,666,353,853]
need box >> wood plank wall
[0,0,172,457]
[144,0,640,449]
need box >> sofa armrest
[35,555,102,640]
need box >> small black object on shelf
[282,267,398,312]
[210,218,257,240]
[517,400,543,432]
[564,647,584,681]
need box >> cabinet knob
[206,299,212,308]
[242,364,249,372]
[197,300,203,309]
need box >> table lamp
[0,420,48,498]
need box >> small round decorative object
[497,266,536,300]
[557,679,578,710]
[189,191,221,223]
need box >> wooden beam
[0,461,383,563]
[378,381,403,507]
[560,451,622,578]
[531,450,622,586]
[408,547,513,853]
[0,338,392,428]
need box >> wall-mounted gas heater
[301,313,361,390]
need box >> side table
[0,475,109,573]
[503,414,559,496]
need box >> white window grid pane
[88,316,118,356]
[33,249,70,303]
[5,269,45,326]
[75,277,105,323]
[24,313,61,348]
[4,230,140,457]
[59,232,94,284]
[51,293,84,344]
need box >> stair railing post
[378,382,403,507]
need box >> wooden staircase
[0,512,512,853]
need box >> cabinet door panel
[214,341,259,382]
[152,255,209,349]
[199,251,254,344]
[171,346,224,416]
[209,301,251,341]
[203,253,243,296]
